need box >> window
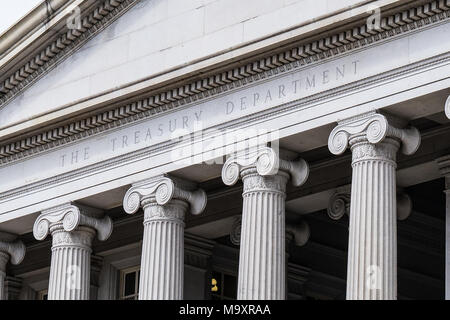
[119,266,140,300]
[37,289,48,300]
[210,271,237,300]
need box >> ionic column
[327,186,412,221]
[123,175,207,300]
[229,217,310,298]
[4,276,23,300]
[33,203,113,300]
[0,233,25,300]
[90,255,103,300]
[328,111,420,300]
[445,95,450,120]
[222,146,309,300]
[285,222,310,298]
[437,156,450,300]
[438,95,450,299]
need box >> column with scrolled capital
[0,233,25,300]
[285,222,310,297]
[445,95,450,120]
[222,146,309,300]
[327,185,413,221]
[328,111,420,300]
[123,175,207,300]
[33,203,113,300]
[439,95,450,299]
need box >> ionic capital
[397,191,413,221]
[286,222,310,247]
[0,232,26,267]
[33,203,113,241]
[327,186,412,221]
[221,146,309,187]
[123,175,207,216]
[328,112,421,156]
[327,185,351,220]
[445,95,450,120]
[229,215,241,246]
[436,155,450,190]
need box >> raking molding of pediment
[0,0,139,103]
[0,0,448,165]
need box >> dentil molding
[0,0,448,163]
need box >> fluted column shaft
[446,186,450,300]
[123,175,207,300]
[238,167,288,300]
[347,135,399,300]
[139,198,186,300]
[48,223,95,300]
[328,111,420,300]
[33,203,112,300]
[221,146,309,300]
[0,252,7,300]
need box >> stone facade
[0,0,449,300]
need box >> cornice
[0,52,449,203]
[0,0,76,59]
[0,0,448,164]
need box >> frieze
[0,0,448,164]
[0,51,446,202]
[50,226,96,248]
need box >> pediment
[0,0,416,137]
[0,0,172,132]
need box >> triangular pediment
[0,0,183,131]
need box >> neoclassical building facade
[0,0,449,300]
